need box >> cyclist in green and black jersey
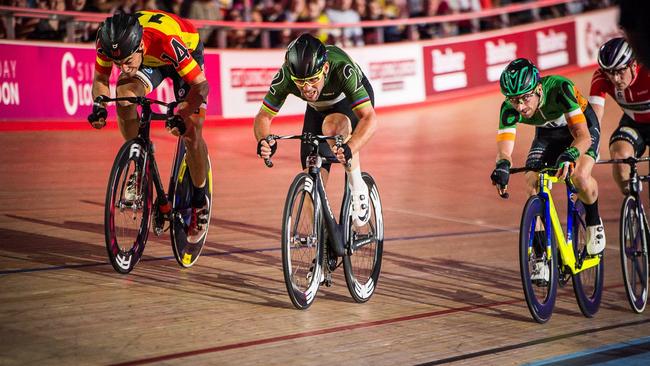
[253,33,378,228]
[490,58,606,256]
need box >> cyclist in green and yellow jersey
[490,58,606,256]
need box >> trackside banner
[422,20,576,96]
[0,42,222,121]
[0,9,620,124]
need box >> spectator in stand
[1,0,40,39]
[66,0,101,42]
[326,0,364,47]
[245,7,263,47]
[298,0,329,44]
[187,0,221,47]
[225,5,247,48]
[354,0,367,18]
[362,0,383,44]
[499,0,537,26]
[27,0,66,40]
[448,0,481,34]
[417,0,454,39]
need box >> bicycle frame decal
[129,144,142,159]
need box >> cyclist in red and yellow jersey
[87,11,210,242]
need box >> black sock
[191,184,207,208]
[583,199,600,226]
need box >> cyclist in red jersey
[589,37,650,194]
[87,11,210,242]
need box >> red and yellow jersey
[95,10,202,84]
[589,64,650,123]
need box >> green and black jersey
[260,45,372,116]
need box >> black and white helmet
[598,37,634,71]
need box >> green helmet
[499,58,540,97]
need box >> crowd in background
[0,0,615,48]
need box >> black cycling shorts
[525,104,600,169]
[135,41,205,103]
[300,76,375,171]
[609,113,650,157]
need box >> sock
[347,167,365,192]
[583,199,601,226]
[191,181,207,208]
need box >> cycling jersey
[94,10,202,84]
[497,75,589,142]
[589,64,650,123]
[260,45,372,116]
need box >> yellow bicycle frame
[537,173,600,275]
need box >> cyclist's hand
[257,136,276,160]
[87,101,107,129]
[491,159,510,197]
[334,143,353,166]
[554,146,579,179]
[166,114,186,136]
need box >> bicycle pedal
[323,273,333,287]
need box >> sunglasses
[603,65,630,77]
[507,90,537,106]
[291,67,326,87]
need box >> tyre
[620,195,649,313]
[343,173,384,303]
[281,173,322,310]
[571,200,604,317]
[105,140,152,274]
[170,152,213,268]
[519,195,558,323]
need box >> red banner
[423,21,576,96]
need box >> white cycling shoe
[351,186,370,228]
[531,260,550,284]
[586,220,606,255]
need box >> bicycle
[498,167,604,323]
[98,95,213,274]
[597,156,650,313]
[263,133,384,310]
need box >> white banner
[574,7,622,67]
[218,43,425,119]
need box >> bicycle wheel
[170,151,213,268]
[519,195,558,323]
[571,200,604,317]
[105,140,153,274]
[620,195,649,313]
[281,173,323,310]
[343,173,384,303]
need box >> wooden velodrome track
[2,69,650,365]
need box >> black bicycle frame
[628,160,650,244]
[304,136,349,257]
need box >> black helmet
[499,58,540,97]
[598,37,634,71]
[97,13,143,61]
[285,33,328,79]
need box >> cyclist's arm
[496,102,518,164]
[253,108,274,141]
[92,70,110,103]
[178,72,209,120]
[565,109,592,155]
[590,102,605,123]
[588,69,608,123]
[347,104,377,153]
[496,139,514,165]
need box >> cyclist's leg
[172,45,209,208]
[115,73,149,140]
[524,127,551,197]
[610,114,645,194]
